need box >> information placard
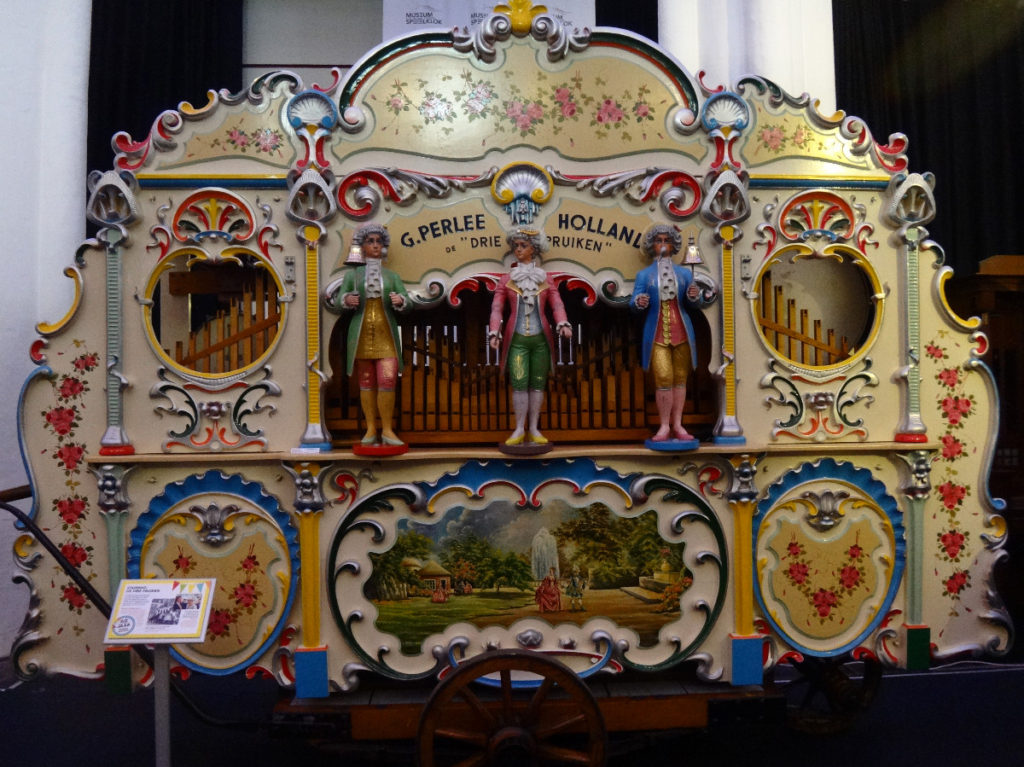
[105,579,215,644]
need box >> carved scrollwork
[530,13,590,62]
[452,8,589,63]
[453,12,514,63]
[8,573,43,683]
[761,359,878,441]
[233,369,282,440]
[835,361,879,428]
[839,116,909,173]
[760,360,804,430]
[150,369,199,443]
[150,366,281,450]
[337,166,495,220]
[549,165,702,219]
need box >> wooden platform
[271,673,784,743]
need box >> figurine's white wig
[640,223,682,258]
[506,226,549,259]
[353,222,391,250]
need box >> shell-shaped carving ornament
[286,90,339,130]
[491,163,553,206]
[701,92,750,132]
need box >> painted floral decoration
[926,335,976,613]
[207,543,267,642]
[224,125,285,155]
[781,535,868,623]
[375,68,660,143]
[454,73,498,121]
[418,90,456,125]
[385,80,412,116]
[42,344,101,619]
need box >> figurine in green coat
[331,223,411,448]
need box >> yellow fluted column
[284,461,329,696]
[727,455,763,684]
[300,224,332,449]
[714,224,745,444]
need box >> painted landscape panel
[366,499,693,653]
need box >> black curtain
[87,0,244,177]
[596,0,659,42]
[833,0,1024,276]
[85,1,653,175]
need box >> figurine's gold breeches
[355,298,398,360]
[650,342,690,388]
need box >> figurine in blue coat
[630,224,713,449]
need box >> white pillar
[659,0,835,113]
[0,0,91,492]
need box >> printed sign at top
[382,1,596,42]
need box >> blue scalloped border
[753,458,905,658]
[414,457,638,509]
[127,471,300,676]
[15,366,54,522]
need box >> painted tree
[368,529,434,600]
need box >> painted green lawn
[373,587,675,654]
[375,590,536,653]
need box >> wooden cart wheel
[417,649,607,767]
[767,654,882,734]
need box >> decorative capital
[286,167,337,228]
[90,464,134,515]
[284,462,327,514]
[86,169,139,229]
[725,455,760,505]
[883,171,936,233]
[898,449,936,500]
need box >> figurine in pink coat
[488,227,572,448]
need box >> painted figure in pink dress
[535,567,561,612]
